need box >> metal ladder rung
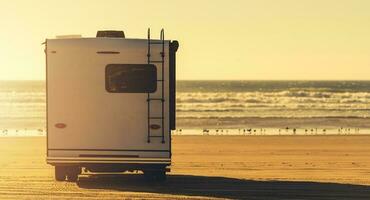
[149,42,164,44]
[149,136,163,138]
[149,117,164,119]
[149,60,163,63]
[147,98,165,102]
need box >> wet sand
[177,117,370,129]
[0,135,370,199]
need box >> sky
[0,0,369,80]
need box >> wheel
[66,166,81,182]
[55,166,66,181]
[66,172,78,182]
[143,170,154,180]
[143,169,166,182]
[155,170,166,181]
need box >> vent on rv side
[96,30,125,38]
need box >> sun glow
[0,0,370,80]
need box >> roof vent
[96,30,125,38]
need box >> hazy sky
[0,0,369,80]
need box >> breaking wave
[177,90,370,118]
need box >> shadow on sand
[77,174,370,199]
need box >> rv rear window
[105,64,157,93]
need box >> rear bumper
[47,156,171,165]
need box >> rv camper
[45,29,178,181]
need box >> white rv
[45,29,178,181]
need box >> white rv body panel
[46,38,172,164]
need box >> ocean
[177,80,370,118]
[1,80,370,136]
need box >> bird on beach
[293,128,296,135]
[305,129,308,135]
[37,128,44,135]
[323,129,326,134]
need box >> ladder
[147,28,165,143]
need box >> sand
[0,135,370,199]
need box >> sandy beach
[1,135,370,199]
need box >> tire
[143,170,155,181]
[55,166,66,181]
[66,166,80,182]
[155,170,166,181]
[66,172,78,182]
[143,169,166,182]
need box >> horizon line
[2,79,370,82]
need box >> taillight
[55,123,67,129]
[150,124,161,130]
